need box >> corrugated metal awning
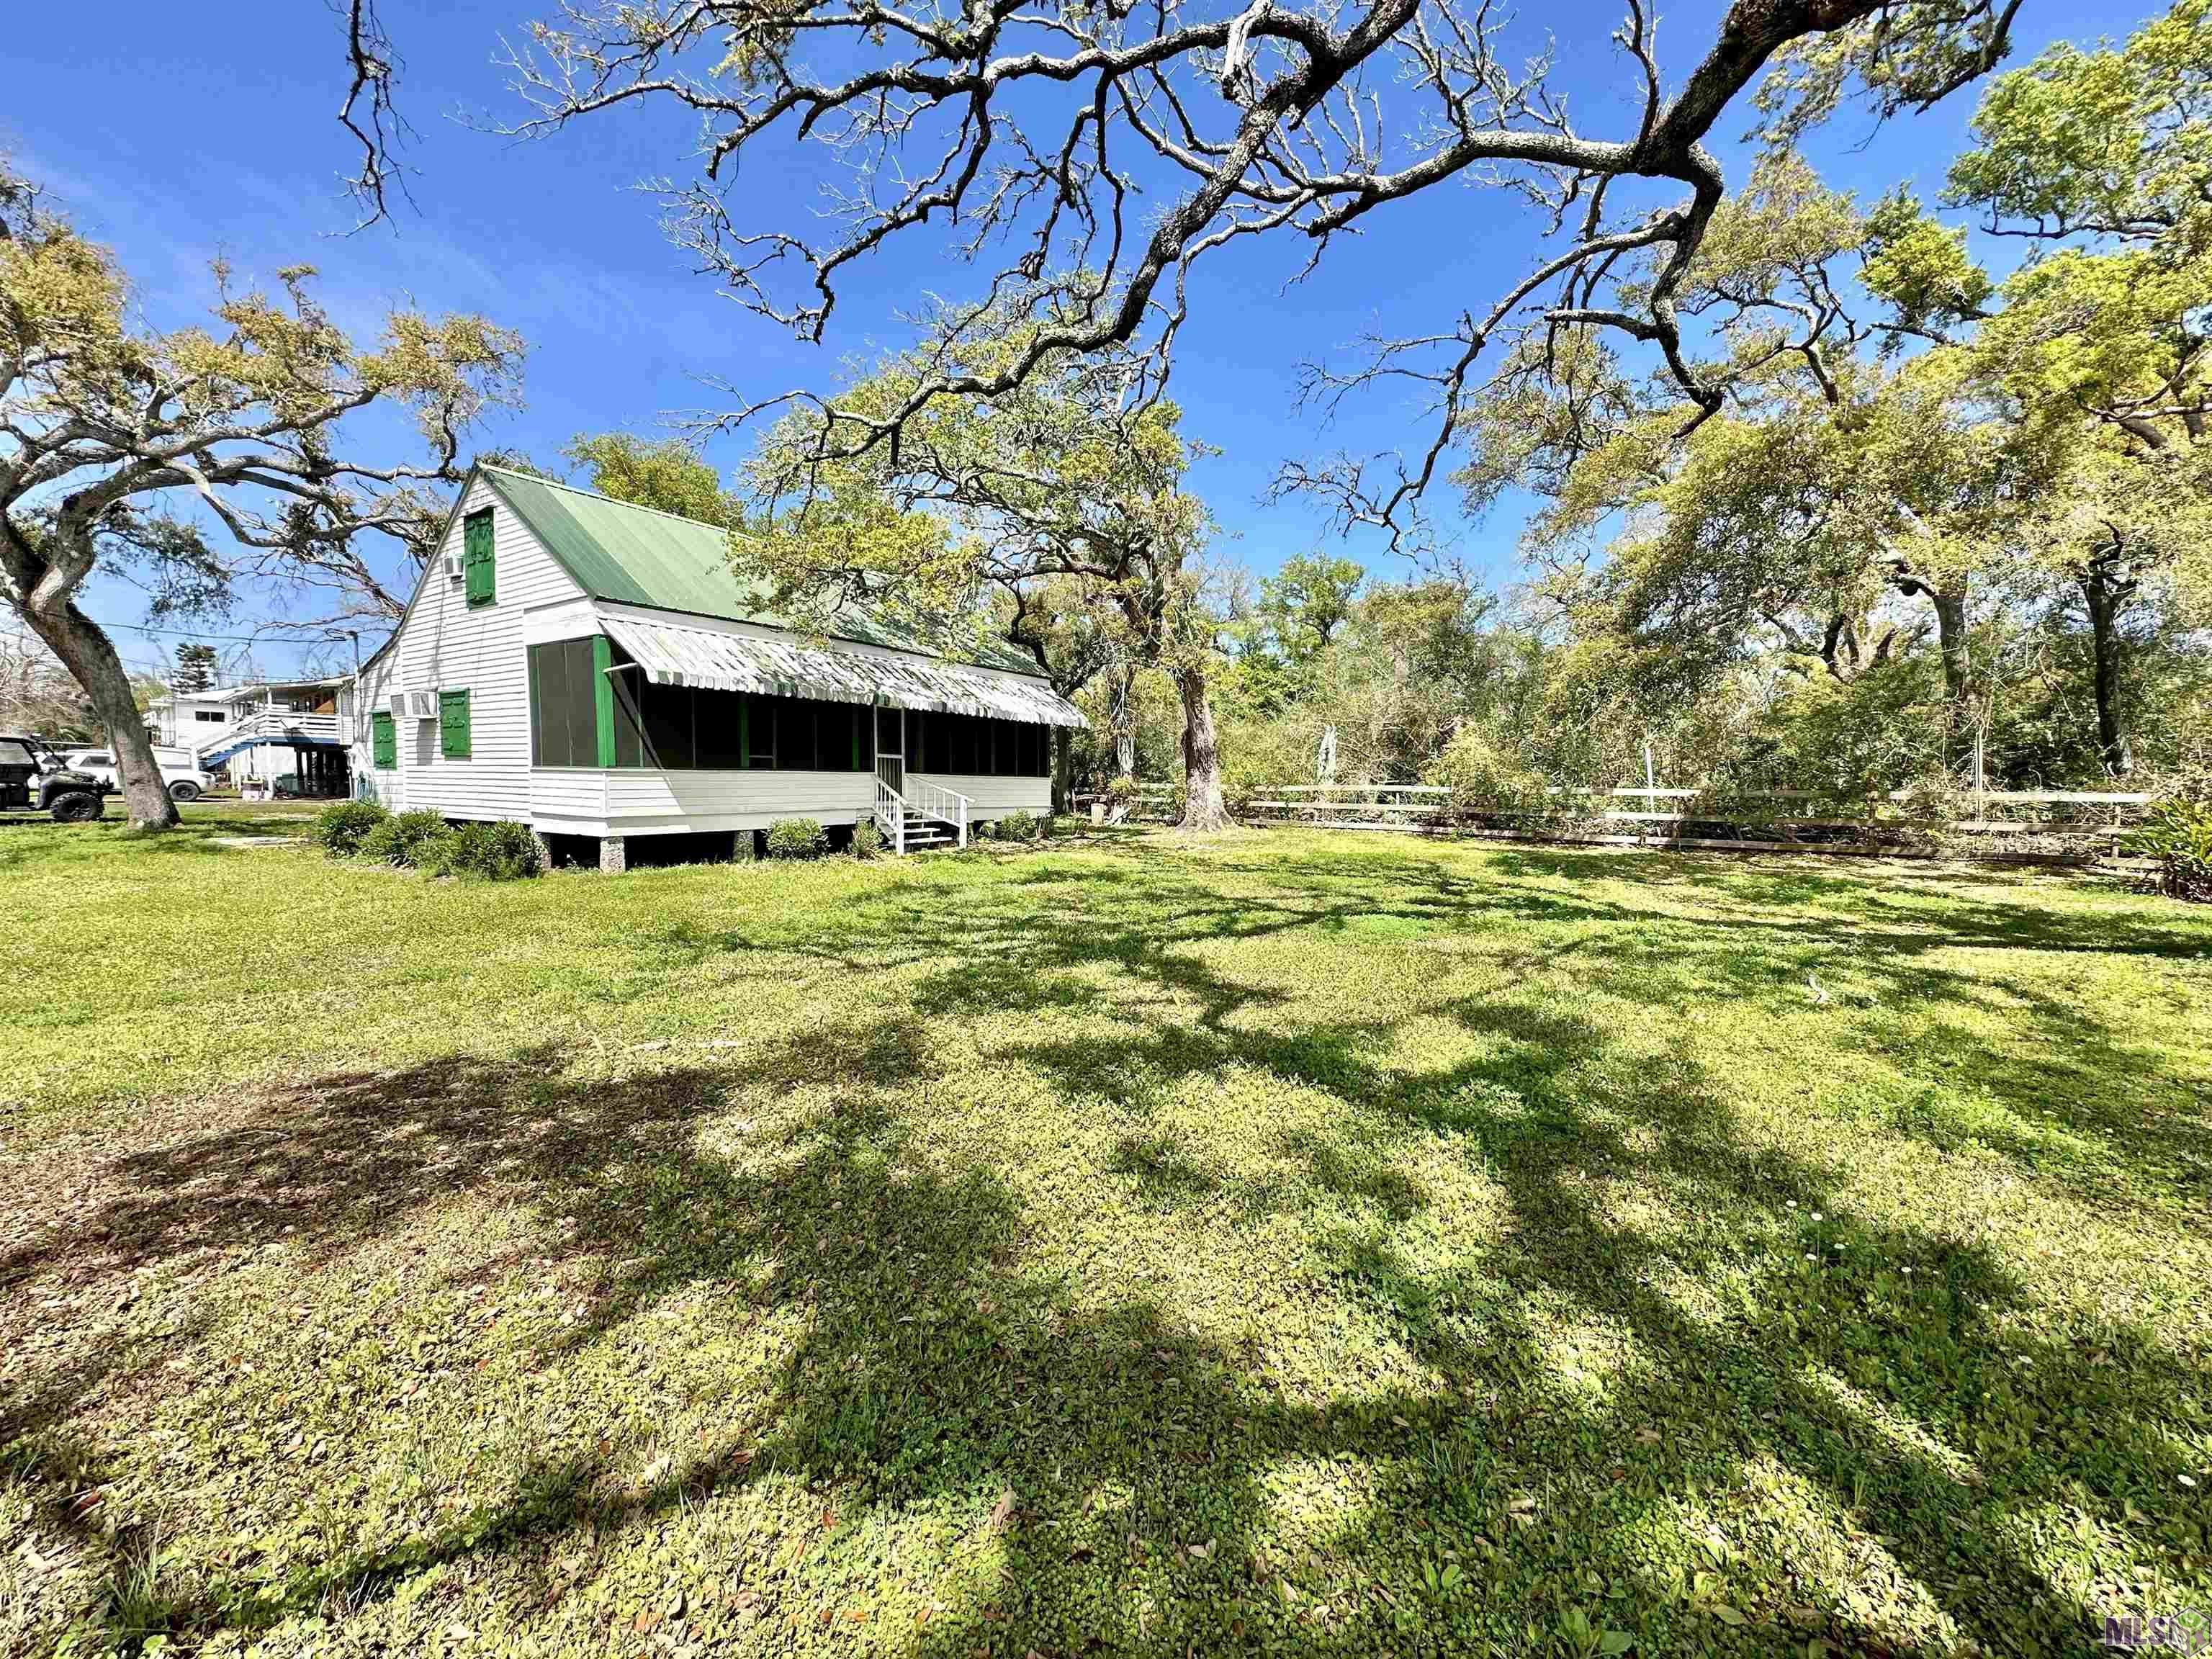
[598,612,1087,728]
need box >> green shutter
[591,635,616,768]
[439,689,472,759]
[464,510,495,608]
[370,711,395,768]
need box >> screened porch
[527,634,1053,782]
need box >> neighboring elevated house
[339,463,1084,868]
[145,676,351,795]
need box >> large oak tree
[745,318,1233,827]
[1488,4,2211,778]
[0,164,524,828]
[498,0,2023,536]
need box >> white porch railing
[875,768,908,855]
[195,709,344,763]
[905,776,971,848]
[871,762,971,854]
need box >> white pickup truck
[65,745,221,801]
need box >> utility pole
[346,630,363,801]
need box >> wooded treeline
[1080,544,2211,816]
[1059,3,2212,812]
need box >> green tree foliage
[1218,552,1358,720]
[1256,554,1364,669]
[998,576,1119,809]
[564,434,747,529]
[1174,0,2212,813]
[1214,575,1574,804]
[743,311,1233,830]
[171,642,220,694]
[0,161,524,829]
[1072,662,1181,791]
[1463,6,2212,788]
[1942,0,2212,248]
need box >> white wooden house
[338,464,1084,868]
[145,676,351,794]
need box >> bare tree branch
[499,0,2023,537]
[335,0,418,232]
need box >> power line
[84,616,377,644]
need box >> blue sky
[7,0,2152,681]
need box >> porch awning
[598,612,1087,728]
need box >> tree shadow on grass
[986,979,2205,1653]
[859,844,2207,1647]
[864,842,2212,1200]
[4,1040,1333,1654]
[0,824,257,873]
[8,1022,2203,1657]
[6,838,2208,1655]
[691,833,2211,1255]
[1463,843,2211,959]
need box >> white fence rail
[1074,778,2154,854]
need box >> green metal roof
[477,464,1043,677]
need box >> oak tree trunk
[1929,580,1971,717]
[1111,667,1137,780]
[1174,662,1230,832]
[1890,562,1977,772]
[21,593,176,830]
[2082,563,2135,778]
[1051,725,1072,813]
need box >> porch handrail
[194,709,343,763]
[904,775,971,848]
[875,770,907,855]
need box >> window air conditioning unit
[444,549,465,581]
[403,691,439,720]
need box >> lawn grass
[2,813,2208,1657]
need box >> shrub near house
[311,798,541,881]
[359,810,452,867]
[312,799,389,858]
[765,818,827,859]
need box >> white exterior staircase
[896,807,957,850]
[874,759,969,854]
[194,709,346,769]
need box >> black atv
[0,734,107,822]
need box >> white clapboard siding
[529,770,1047,837]
[381,477,587,822]
[909,773,1053,817]
[585,769,877,836]
[343,652,405,811]
[528,770,609,828]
